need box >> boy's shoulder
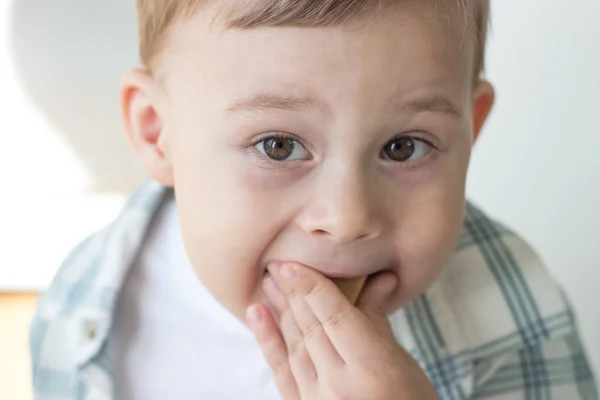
[33,180,169,321]
[30,181,170,383]
[393,202,580,392]
[30,180,171,397]
[38,182,167,318]
[384,204,596,399]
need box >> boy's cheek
[175,181,291,317]
[180,219,273,319]
[390,190,465,305]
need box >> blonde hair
[136,0,490,77]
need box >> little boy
[30,0,597,399]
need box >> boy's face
[123,4,493,321]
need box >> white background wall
[467,0,600,379]
[1,0,598,380]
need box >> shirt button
[85,322,98,341]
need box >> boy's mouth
[262,267,371,304]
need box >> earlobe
[120,69,174,186]
[472,80,495,144]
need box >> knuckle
[271,359,289,376]
[302,319,324,341]
[286,338,305,359]
[304,278,328,300]
[272,357,290,378]
[324,308,347,328]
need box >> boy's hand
[246,263,439,400]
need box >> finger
[282,278,345,371]
[264,275,318,386]
[269,263,371,362]
[266,264,343,370]
[280,308,318,388]
[247,304,300,400]
[355,271,398,325]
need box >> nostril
[311,228,374,242]
[357,232,371,241]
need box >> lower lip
[262,268,369,279]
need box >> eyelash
[255,157,291,170]
[383,134,438,165]
[386,134,436,150]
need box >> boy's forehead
[161,4,475,112]
[164,2,476,83]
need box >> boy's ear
[120,69,174,187]
[471,80,495,143]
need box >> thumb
[355,271,398,321]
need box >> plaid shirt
[30,181,598,400]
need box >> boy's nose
[296,169,384,244]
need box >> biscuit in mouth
[332,276,367,304]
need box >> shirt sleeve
[471,332,598,399]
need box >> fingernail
[247,305,263,326]
[279,264,298,281]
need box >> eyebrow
[398,95,464,118]
[227,93,328,114]
[227,93,463,118]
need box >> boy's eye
[382,136,432,162]
[255,136,311,161]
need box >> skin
[121,3,494,398]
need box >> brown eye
[263,137,294,160]
[255,135,311,162]
[383,137,415,162]
[382,136,433,163]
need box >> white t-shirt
[110,198,281,400]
